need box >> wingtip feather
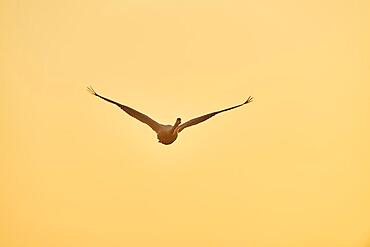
[244,96,254,104]
[87,86,97,96]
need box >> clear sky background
[1,0,370,246]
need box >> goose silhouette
[87,86,253,145]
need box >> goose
[87,86,253,145]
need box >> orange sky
[1,0,370,246]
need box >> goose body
[157,124,179,145]
[87,86,253,145]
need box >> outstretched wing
[177,96,253,133]
[87,86,164,133]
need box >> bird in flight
[87,86,253,145]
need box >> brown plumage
[87,86,253,145]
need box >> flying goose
[87,86,253,145]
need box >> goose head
[174,118,181,127]
[172,118,181,133]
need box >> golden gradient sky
[1,0,370,246]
